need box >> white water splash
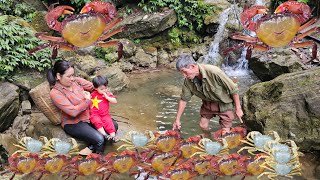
[223,0,266,77]
[255,0,265,6]
[202,7,232,64]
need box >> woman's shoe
[79,147,92,156]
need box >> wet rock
[0,145,8,171]
[0,82,19,132]
[249,48,306,81]
[26,113,69,140]
[204,0,231,25]
[121,39,137,58]
[243,67,320,151]
[130,48,157,68]
[21,100,32,115]
[157,49,171,67]
[95,66,130,92]
[116,9,177,39]
[9,69,46,91]
[75,46,96,56]
[0,134,17,155]
[66,54,106,75]
[0,114,30,155]
[316,164,320,178]
[30,11,51,32]
[114,61,134,72]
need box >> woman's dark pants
[64,120,118,153]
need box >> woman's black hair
[47,60,73,86]
[92,75,108,88]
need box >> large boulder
[249,48,306,81]
[95,66,130,92]
[0,82,20,132]
[243,67,320,151]
[129,47,158,68]
[66,54,106,75]
[116,9,177,39]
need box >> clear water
[111,69,260,138]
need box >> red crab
[62,153,108,179]
[136,151,181,179]
[224,1,320,60]
[167,158,198,180]
[237,153,266,178]
[35,155,71,180]
[212,126,247,149]
[102,150,139,179]
[154,129,182,153]
[29,0,125,59]
[0,153,42,180]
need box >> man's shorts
[200,100,235,128]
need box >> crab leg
[298,17,318,32]
[296,27,320,41]
[103,17,123,33]
[99,26,126,41]
[291,41,317,60]
[34,32,65,42]
[230,34,260,42]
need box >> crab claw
[80,1,117,22]
[45,5,74,32]
[240,5,268,31]
[275,1,311,24]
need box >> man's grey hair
[176,54,196,71]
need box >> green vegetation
[0,0,36,22]
[0,16,52,79]
[168,27,201,47]
[138,0,217,32]
[94,47,118,64]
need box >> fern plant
[0,16,52,79]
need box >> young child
[90,75,119,142]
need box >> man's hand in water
[173,120,181,130]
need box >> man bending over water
[172,54,243,137]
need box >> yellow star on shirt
[91,96,102,109]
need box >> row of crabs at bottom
[0,129,302,180]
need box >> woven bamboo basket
[29,81,61,125]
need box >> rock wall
[0,82,19,132]
[243,67,320,151]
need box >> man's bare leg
[199,117,211,138]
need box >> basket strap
[40,96,60,122]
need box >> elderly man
[172,54,243,137]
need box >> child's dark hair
[92,75,108,88]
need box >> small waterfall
[223,0,266,77]
[202,7,232,64]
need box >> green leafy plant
[0,1,36,22]
[70,0,92,9]
[0,15,52,79]
[138,0,217,31]
[168,27,181,46]
[297,0,309,3]
[94,47,118,64]
[133,38,141,44]
[168,27,201,47]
